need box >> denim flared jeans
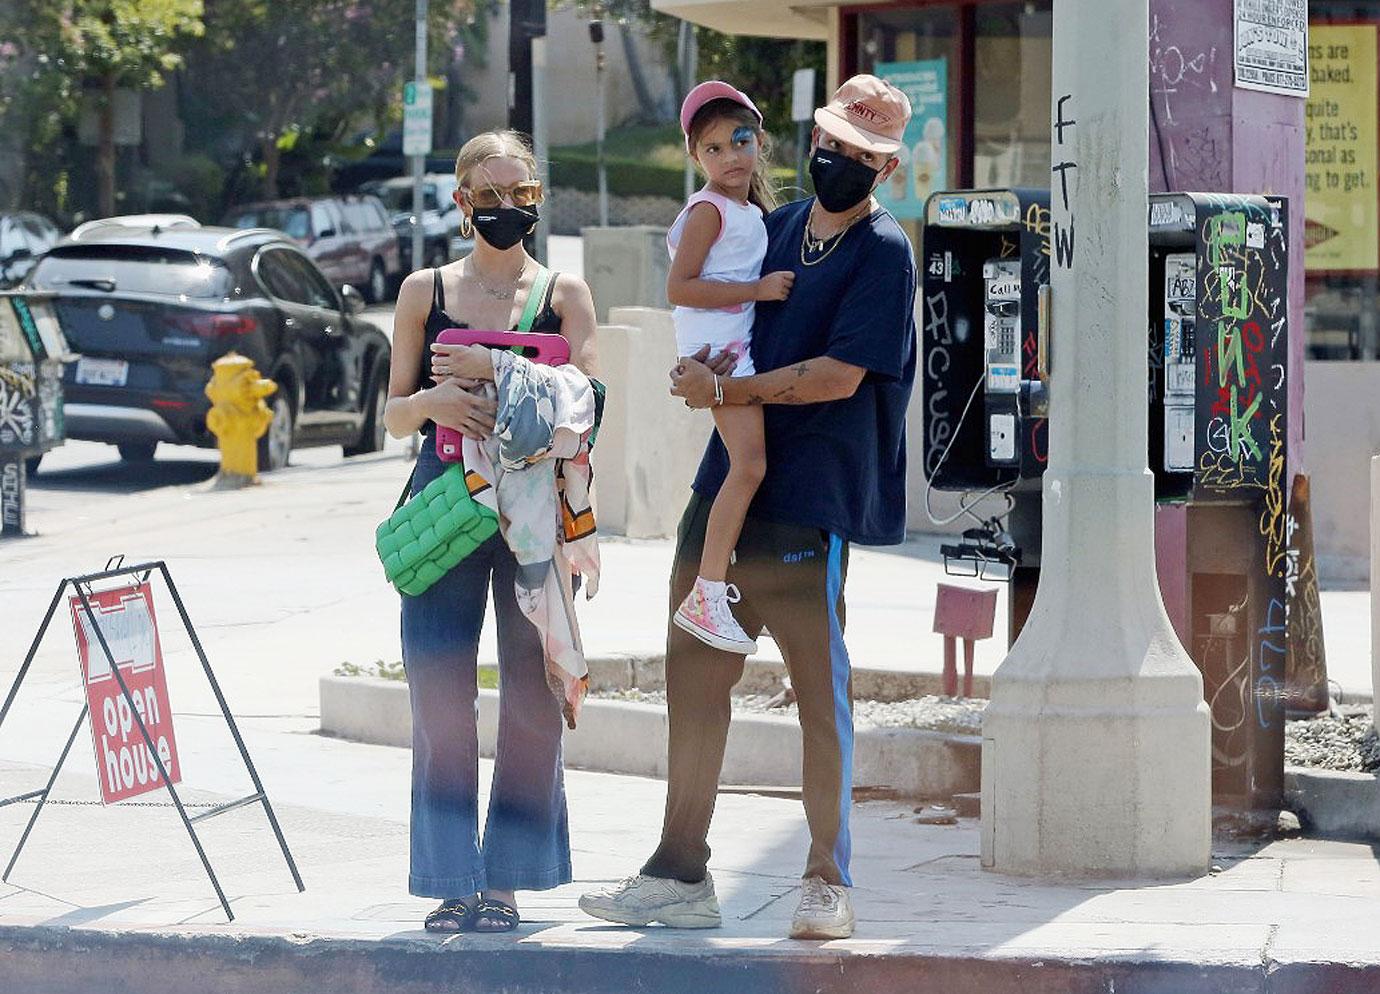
[400,445,572,898]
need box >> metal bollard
[204,353,276,487]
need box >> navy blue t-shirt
[691,198,918,546]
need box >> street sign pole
[408,0,430,273]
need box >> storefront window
[1307,4,1380,359]
[852,1,1053,247]
[854,6,959,244]
[973,4,1053,188]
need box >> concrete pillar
[980,0,1211,877]
[1371,456,1380,730]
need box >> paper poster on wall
[1304,24,1378,273]
[1234,0,1309,96]
[874,59,947,221]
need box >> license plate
[75,356,129,386]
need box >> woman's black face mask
[808,149,880,213]
[471,205,539,250]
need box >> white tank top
[667,189,768,364]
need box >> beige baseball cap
[813,74,913,155]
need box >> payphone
[920,189,1050,588]
[0,292,72,537]
[922,187,1292,809]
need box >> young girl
[667,81,793,655]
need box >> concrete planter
[320,676,980,799]
[1285,766,1380,841]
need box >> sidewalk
[1,445,1379,991]
[5,442,1371,708]
[0,729,1376,994]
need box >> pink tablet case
[434,329,573,462]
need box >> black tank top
[419,266,562,435]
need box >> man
[580,75,917,940]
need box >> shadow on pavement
[28,458,219,494]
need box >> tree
[38,0,205,216]
[192,0,482,199]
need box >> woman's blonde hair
[686,99,778,214]
[454,130,538,188]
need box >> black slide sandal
[424,897,475,933]
[471,897,520,932]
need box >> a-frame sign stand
[0,558,304,921]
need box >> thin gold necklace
[800,202,871,267]
[469,257,527,300]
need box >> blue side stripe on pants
[825,534,853,886]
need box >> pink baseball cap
[680,80,763,151]
[814,74,912,155]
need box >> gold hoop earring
[459,212,474,239]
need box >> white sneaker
[673,578,757,655]
[579,872,722,928]
[789,876,855,940]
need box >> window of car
[31,246,233,298]
[341,199,377,234]
[370,199,393,226]
[255,248,309,303]
[228,206,311,241]
[20,215,55,249]
[310,202,338,238]
[281,252,339,310]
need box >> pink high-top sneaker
[673,577,757,655]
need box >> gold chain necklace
[800,202,872,267]
[469,257,527,300]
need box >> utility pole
[590,5,609,227]
[507,0,545,138]
[679,20,697,200]
[979,0,1210,877]
[411,0,428,272]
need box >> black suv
[27,220,392,470]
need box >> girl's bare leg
[699,404,766,582]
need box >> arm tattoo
[793,362,811,377]
[747,393,766,405]
[772,385,798,401]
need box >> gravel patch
[1285,709,1380,772]
[593,688,987,735]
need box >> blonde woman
[383,130,598,933]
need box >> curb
[1285,765,1380,841]
[0,919,1369,994]
[319,676,980,798]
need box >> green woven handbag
[376,464,499,596]
[375,266,554,596]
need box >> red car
[223,195,402,303]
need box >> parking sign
[403,81,433,157]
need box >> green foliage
[333,659,499,689]
[154,153,225,221]
[552,0,825,136]
[550,124,798,200]
[48,0,205,85]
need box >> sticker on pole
[69,585,181,804]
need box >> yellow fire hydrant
[205,352,276,486]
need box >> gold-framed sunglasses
[463,179,544,210]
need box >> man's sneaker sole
[578,894,722,929]
[789,916,855,940]
[673,610,757,655]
